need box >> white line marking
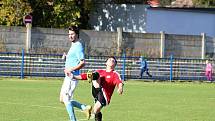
[0,101,64,109]
[0,101,82,112]
[0,101,93,121]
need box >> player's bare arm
[62,52,67,60]
[117,83,124,95]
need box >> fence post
[25,23,32,53]
[201,33,206,59]
[20,48,25,79]
[117,27,123,56]
[160,31,165,58]
[121,51,126,81]
[170,54,173,81]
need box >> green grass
[0,78,215,121]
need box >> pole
[20,48,25,79]
[117,27,123,56]
[160,31,165,58]
[122,51,126,81]
[201,33,206,59]
[26,23,32,53]
[170,54,173,82]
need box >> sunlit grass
[0,78,214,121]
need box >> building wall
[146,8,215,37]
[0,26,119,55]
[89,4,215,38]
[165,34,202,58]
[0,26,26,52]
[0,26,210,58]
[123,32,161,57]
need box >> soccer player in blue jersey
[59,26,92,121]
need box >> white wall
[146,8,215,37]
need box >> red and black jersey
[81,69,123,104]
[96,69,123,104]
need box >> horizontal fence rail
[0,51,213,81]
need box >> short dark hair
[68,26,79,35]
[106,56,117,66]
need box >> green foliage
[0,0,94,28]
[159,0,172,6]
[0,0,32,26]
[0,0,213,28]
[28,0,55,27]
[29,0,82,28]
[192,0,215,7]
[93,0,148,4]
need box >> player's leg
[206,71,210,80]
[66,77,93,120]
[61,91,77,121]
[94,90,107,121]
[92,86,107,121]
[94,91,106,121]
[139,68,144,79]
[61,77,78,121]
[60,76,71,103]
[71,100,92,120]
[65,102,76,121]
[68,78,92,120]
[94,101,103,121]
[146,68,152,77]
[95,112,102,121]
[93,101,102,114]
[208,71,212,81]
[71,100,90,110]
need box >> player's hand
[64,68,72,77]
[68,73,74,80]
[117,83,124,95]
[117,88,123,95]
[62,52,66,60]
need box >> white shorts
[60,76,78,105]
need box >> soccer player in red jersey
[74,56,124,121]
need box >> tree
[75,0,94,29]
[0,0,32,26]
[27,0,55,27]
[159,0,173,6]
[28,0,86,28]
[192,0,215,7]
[0,0,94,28]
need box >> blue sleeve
[145,61,147,68]
[76,43,85,61]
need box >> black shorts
[92,86,107,107]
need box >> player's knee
[92,72,100,80]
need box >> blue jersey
[140,59,147,69]
[65,41,84,75]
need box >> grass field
[0,78,215,121]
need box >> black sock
[95,112,102,121]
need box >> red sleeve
[114,72,123,86]
[80,73,87,80]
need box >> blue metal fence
[0,51,213,81]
